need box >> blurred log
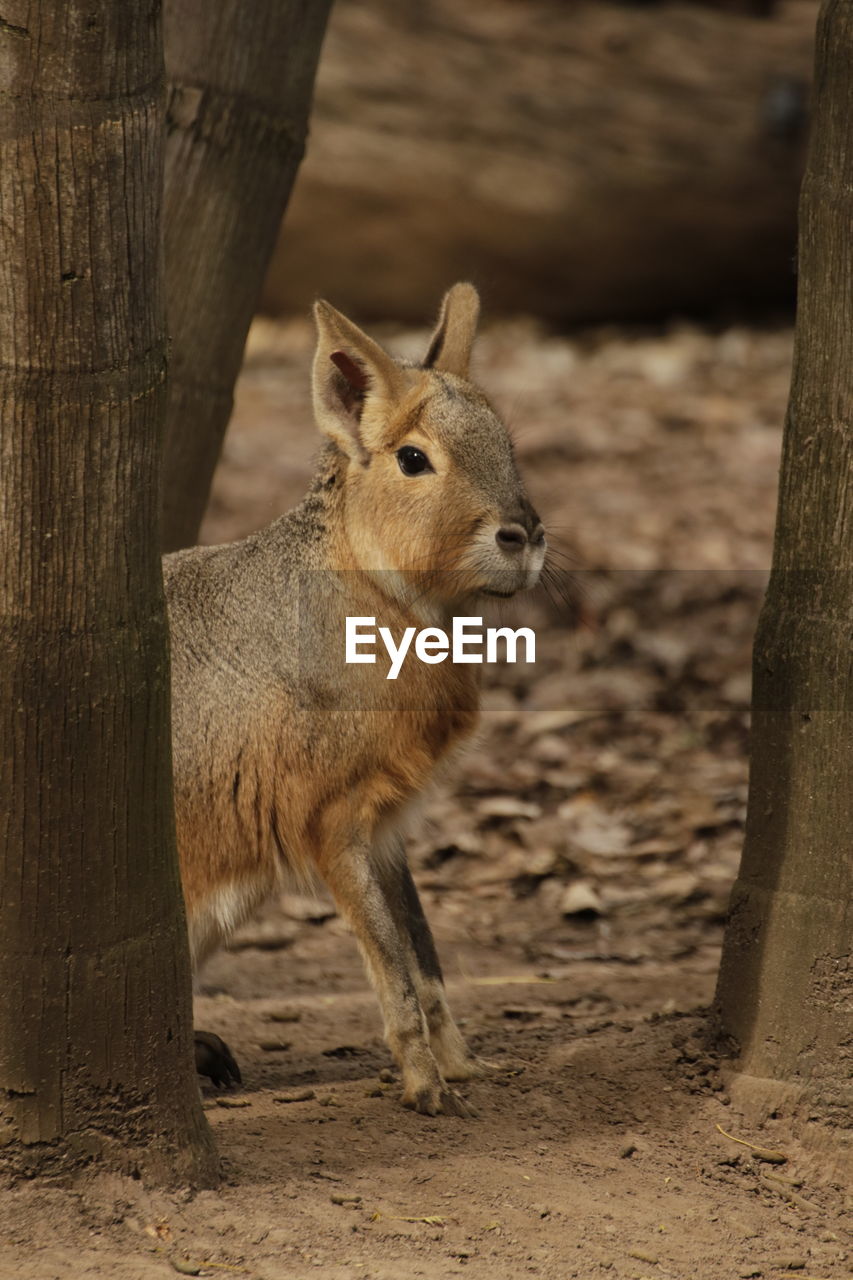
[262,0,818,324]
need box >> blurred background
[186,8,847,1267]
[197,0,813,1090]
[261,0,816,326]
[198,0,815,966]
[184,9,844,1262]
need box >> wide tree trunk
[263,0,817,325]
[715,0,853,1172]
[0,1,216,1184]
[159,0,333,552]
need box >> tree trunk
[714,0,853,1171]
[263,0,816,325]
[159,0,333,552]
[0,2,216,1184]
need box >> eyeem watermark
[346,616,536,680]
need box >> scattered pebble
[560,881,604,917]
[273,1088,316,1104]
[629,1249,659,1265]
[170,1260,200,1277]
[477,795,542,820]
[226,920,299,951]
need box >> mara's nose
[495,523,527,551]
[496,522,545,552]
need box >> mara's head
[312,283,545,608]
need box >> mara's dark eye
[396,445,433,476]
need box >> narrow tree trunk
[159,0,333,552]
[0,2,216,1184]
[715,0,853,1168]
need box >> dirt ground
[3,317,851,1279]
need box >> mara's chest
[344,663,480,804]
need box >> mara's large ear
[423,282,480,378]
[312,300,406,462]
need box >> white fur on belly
[190,879,269,973]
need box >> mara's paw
[194,1029,243,1089]
[402,1083,478,1119]
[441,1055,497,1082]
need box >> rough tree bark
[715,0,853,1171]
[160,0,333,552]
[0,2,216,1183]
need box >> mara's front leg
[323,839,475,1117]
[375,843,488,1083]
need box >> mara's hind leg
[186,886,248,1089]
[194,1030,242,1088]
[323,837,475,1117]
[375,844,487,1083]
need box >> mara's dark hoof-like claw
[438,1088,478,1119]
[194,1030,242,1088]
[403,1085,477,1119]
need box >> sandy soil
[3,317,851,1280]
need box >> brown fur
[165,284,545,1115]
